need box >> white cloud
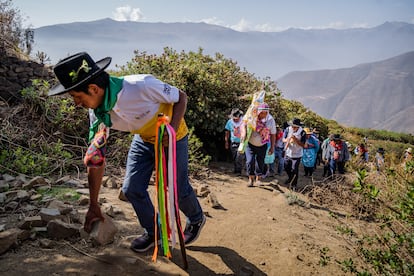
[113,5,143,22]
[199,17,225,26]
[196,17,367,32]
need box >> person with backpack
[283,118,306,188]
[301,128,320,177]
[324,134,350,175]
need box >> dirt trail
[0,162,368,275]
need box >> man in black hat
[49,52,205,253]
[283,118,306,188]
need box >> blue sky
[14,0,414,31]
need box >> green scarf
[88,76,124,142]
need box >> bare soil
[0,162,371,275]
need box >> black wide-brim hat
[48,52,111,96]
[288,118,303,127]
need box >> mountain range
[31,19,414,134]
[277,51,414,134]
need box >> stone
[47,199,73,215]
[39,208,62,222]
[24,176,48,189]
[0,228,19,254]
[54,176,71,186]
[0,182,9,192]
[75,188,90,195]
[47,219,80,239]
[16,190,30,202]
[19,216,45,230]
[89,213,118,246]
[206,192,221,208]
[39,238,56,248]
[78,195,89,206]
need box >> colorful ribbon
[152,114,187,269]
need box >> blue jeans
[122,135,203,236]
[329,159,346,175]
[269,147,285,175]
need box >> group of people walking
[224,105,351,189]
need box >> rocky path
[0,162,368,275]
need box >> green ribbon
[88,76,124,142]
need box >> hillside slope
[277,51,414,134]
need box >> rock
[29,194,42,201]
[2,174,15,182]
[0,193,6,204]
[54,176,71,186]
[78,195,89,206]
[39,208,63,222]
[47,199,73,215]
[0,228,19,254]
[206,192,221,208]
[47,219,80,239]
[0,181,9,192]
[89,213,118,246]
[75,188,89,195]
[24,176,49,190]
[103,177,118,189]
[39,238,56,248]
[17,229,30,241]
[196,184,211,197]
[16,190,30,202]
[19,216,45,230]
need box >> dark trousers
[245,143,267,177]
[284,156,301,187]
[304,166,314,176]
[230,142,244,173]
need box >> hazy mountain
[31,19,414,134]
[277,51,414,134]
[32,19,414,80]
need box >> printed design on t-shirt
[163,84,171,95]
[233,125,241,138]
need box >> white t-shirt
[89,74,188,143]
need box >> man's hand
[84,203,104,233]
